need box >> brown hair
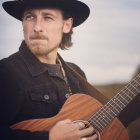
[59,29,73,50]
[59,10,73,50]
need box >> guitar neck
[88,74,140,132]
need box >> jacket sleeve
[0,60,49,140]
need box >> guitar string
[88,74,140,131]
[87,74,140,131]
[89,84,139,131]
[57,54,111,130]
[58,52,138,130]
[91,75,139,131]
[134,79,140,85]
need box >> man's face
[22,8,73,56]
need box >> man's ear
[63,18,73,33]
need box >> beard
[29,41,48,55]
[24,33,62,57]
[26,34,49,56]
[26,39,59,57]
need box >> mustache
[30,34,48,40]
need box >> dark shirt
[0,41,87,140]
[0,41,139,140]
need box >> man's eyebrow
[42,12,57,18]
[23,10,33,16]
[23,10,57,18]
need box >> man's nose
[33,18,43,33]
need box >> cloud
[82,65,136,84]
[59,0,140,84]
[0,0,140,84]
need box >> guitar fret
[101,108,114,121]
[97,113,109,129]
[88,74,140,132]
[133,79,140,91]
[119,80,138,103]
[91,114,106,128]
[127,87,137,96]
[118,92,129,105]
[110,97,123,111]
[87,119,103,132]
[92,123,102,132]
[89,113,105,126]
[116,95,126,109]
[95,102,117,122]
[126,89,136,99]
[103,105,116,119]
[134,79,140,86]
[106,106,117,116]
[89,104,116,132]
[92,113,106,128]
[108,100,120,114]
[129,80,140,93]
[92,107,115,132]
[98,108,112,122]
[113,99,123,111]
[89,117,104,131]
[122,90,133,101]
[93,109,112,127]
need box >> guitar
[11,74,140,140]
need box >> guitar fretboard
[88,74,140,132]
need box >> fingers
[81,134,98,140]
[50,119,98,140]
[81,138,87,140]
[73,120,90,130]
[87,134,98,140]
[76,121,85,130]
[81,133,98,140]
[73,120,97,139]
[79,125,93,137]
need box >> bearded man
[0,0,139,140]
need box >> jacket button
[44,94,49,100]
[65,93,70,99]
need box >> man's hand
[49,119,98,140]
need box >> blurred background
[0,0,140,139]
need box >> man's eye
[44,16,53,20]
[25,15,34,20]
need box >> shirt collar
[19,41,48,77]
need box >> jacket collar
[19,41,48,77]
[18,41,84,93]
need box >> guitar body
[11,94,129,140]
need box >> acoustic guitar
[11,74,140,140]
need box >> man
[0,0,97,140]
[0,0,139,140]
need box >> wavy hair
[59,10,73,50]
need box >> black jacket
[0,41,139,140]
[0,41,88,140]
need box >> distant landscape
[94,82,140,140]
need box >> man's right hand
[49,119,98,140]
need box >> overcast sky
[0,0,140,84]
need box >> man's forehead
[24,8,63,14]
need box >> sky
[0,0,140,84]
